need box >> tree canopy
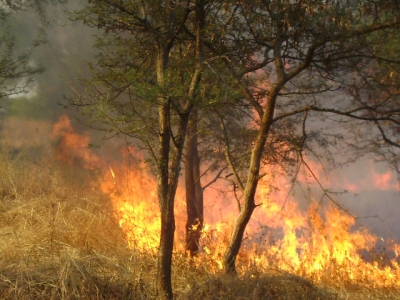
[72,0,400,298]
[0,8,44,101]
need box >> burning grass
[0,146,399,299]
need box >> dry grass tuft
[181,271,338,300]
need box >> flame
[50,114,400,289]
[50,115,99,168]
[109,166,116,185]
[102,162,162,250]
[109,166,115,179]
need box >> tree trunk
[156,62,192,299]
[156,0,204,296]
[156,45,175,299]
[223,87,281,274]
[184,0,205,257]
[157,100,174,299]
[158,201,175,299]
[223,198,256,273]
[185,108,204,256]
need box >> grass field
[0,147,399,299]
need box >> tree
[183,88,253,256]
[0,0,69,112]
[199,0,400,273]
[71,1,209,298]
[184,108,204,256]
[347,28,400,179]
[71,0,400,295]
[0,7,44,102]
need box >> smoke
[1,0,399,250]
[289,158,400,240]
[1,0,96,123]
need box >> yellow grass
[0,148,399,299]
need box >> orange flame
[50,115,99,168]
[50,114,400,289]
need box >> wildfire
[50,114,99,168]
[102,160,162,251]
[109,166,116,185]
[51,114,400,289]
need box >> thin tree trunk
[223,197,256,273]
[184,0,205,256]
[223,87,280,274]
[157,100,174,299]
[156,44,175,299]
[156,0,204,296]
[185,108,204,256]
[223,24,320,273]
[158,199,175,298]
[156,52,195,300]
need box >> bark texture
[185,109,204,256]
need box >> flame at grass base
[51,114,400,290]
[104,161,400,288]
[250,202,400,288]
[100,152,163,252]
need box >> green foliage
[71,0,400,289]
[70,1,242,162]
[70,0,400,200]
[0,7,45,104]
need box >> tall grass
[0,148,147,299]
[0,147,397,299]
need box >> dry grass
[0,148,399,299]
[0,148,150,299]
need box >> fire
[50,114,400,289]
[109,166,116,185]
[102,161,161,250]
[109,166,115,179]
[50,115,99,168]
